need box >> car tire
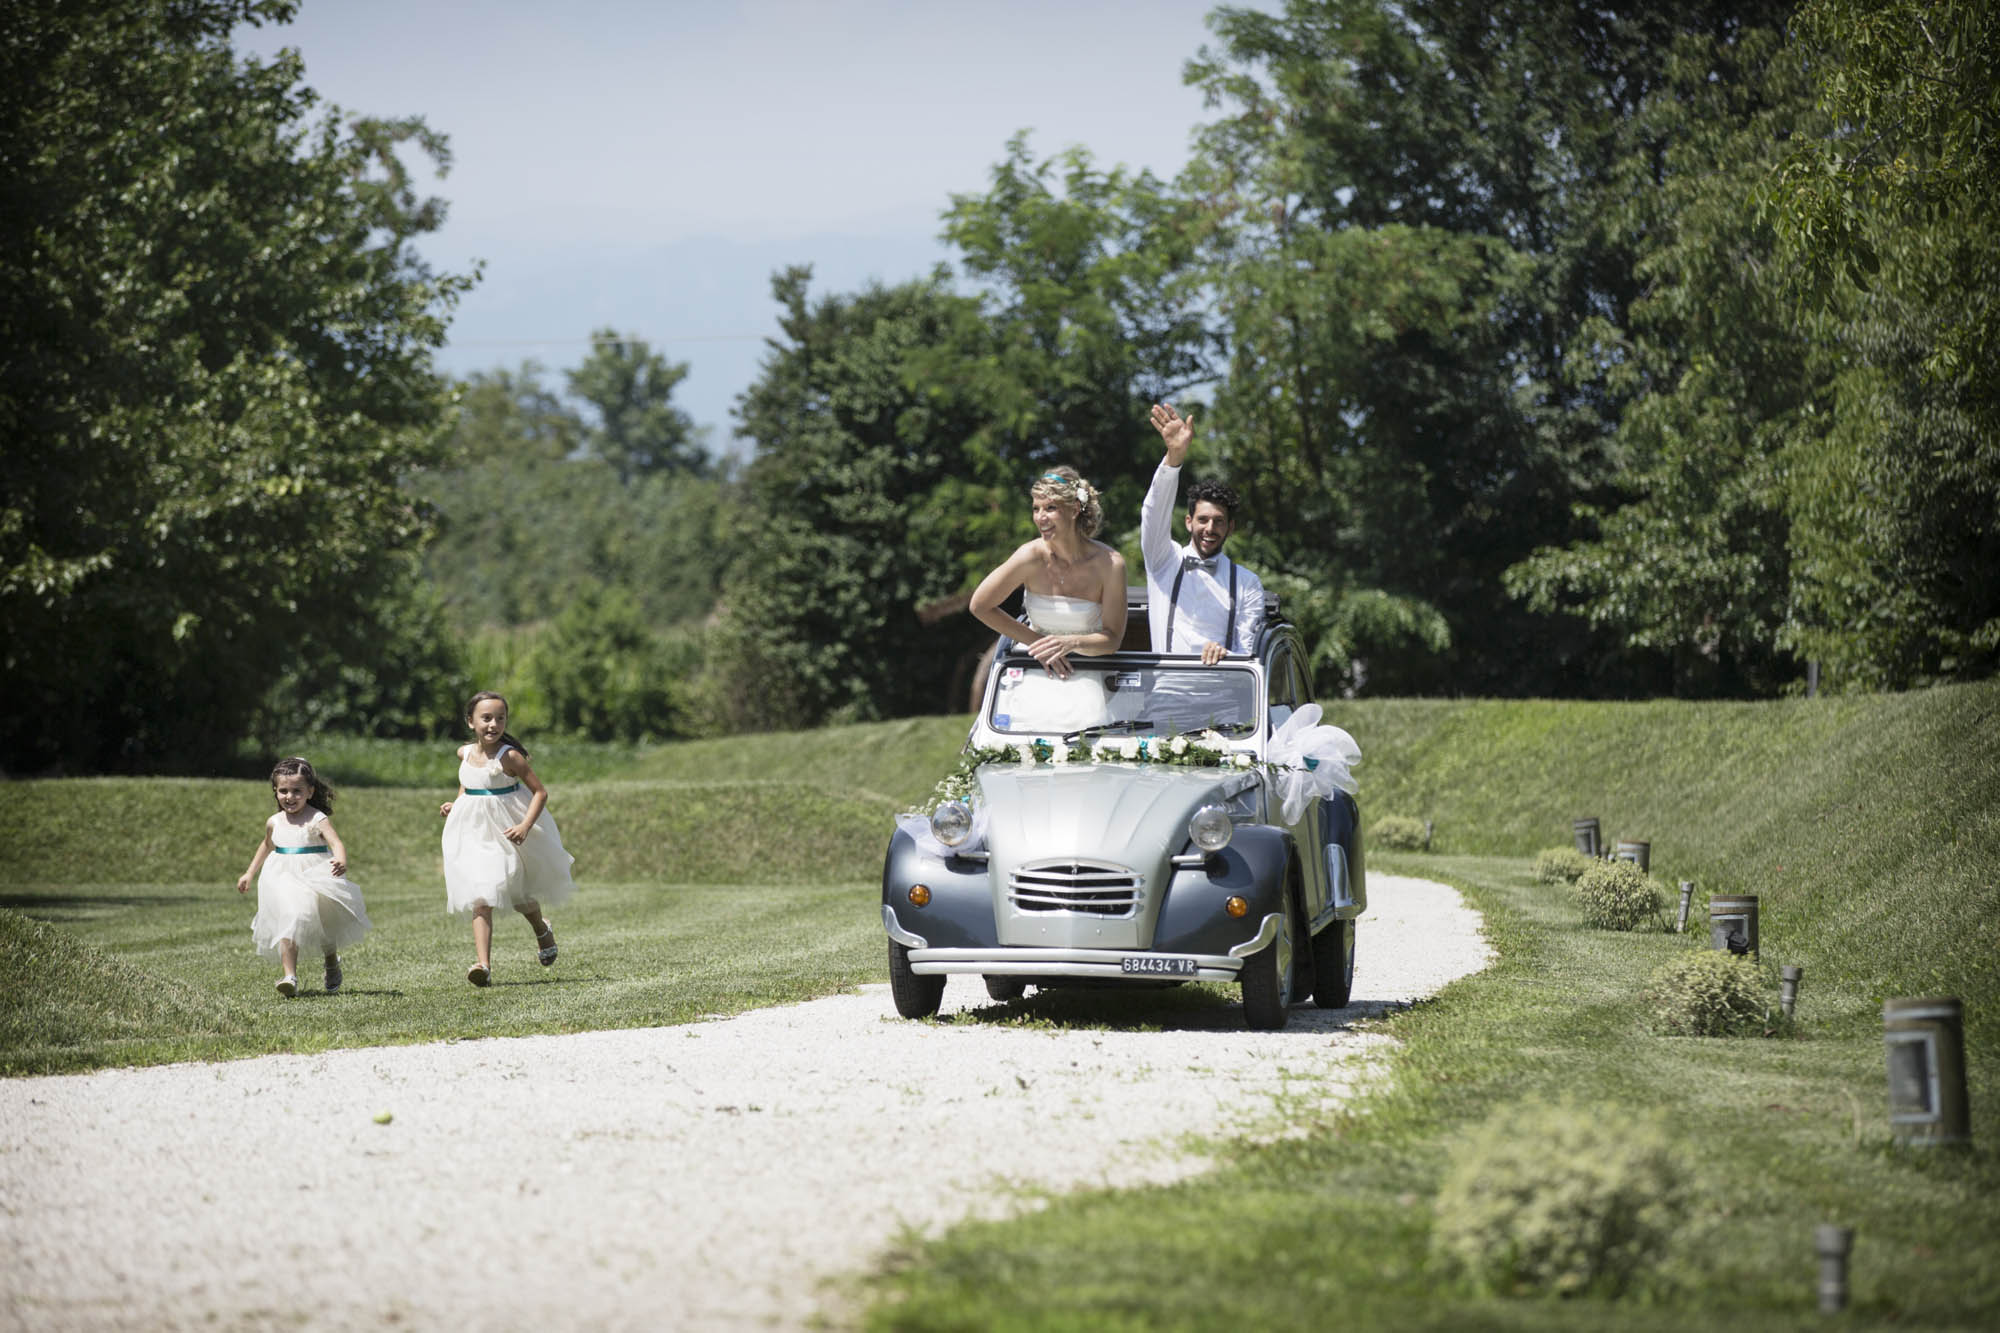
[888,941,945,1019]
[1240,896,1296,1031]
[1311,918,1356,1009]
[983,976,1028,1002]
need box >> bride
[969,467,1129,734]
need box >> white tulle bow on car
[1265,702,1361,823]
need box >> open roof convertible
[882,590,1364,1030]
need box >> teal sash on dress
[273,844,329,855]
[464,784,520,796]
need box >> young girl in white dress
[235,757,371,997]
[438,691,574,986]
[969,466,1130,732]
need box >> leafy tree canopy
[566,330,709,482]
[1762,0,2000,686]
[712,268,999,731]
[0,0,476,771]
[417,362,737,634]
[1180,0,1799,695]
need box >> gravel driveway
[0,874,1487,1331]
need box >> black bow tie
[1182,555,1217,573]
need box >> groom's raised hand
[1149,402,1193,467]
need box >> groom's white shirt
[1139,459,1266,655]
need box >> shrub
[1432,1099,1692,1297]
[1371,814,1428,851]
[1574,860,1662,930]
[1533,846,1596,884]
[1646,951,1768,1036]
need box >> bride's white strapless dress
[998,592,1113,734]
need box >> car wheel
[983,976,1028,1002]
[1240,897,1296,1031]
[1311,918,1356,1009]
[888,941,945,1019]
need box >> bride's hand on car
[1027,634,1074,678]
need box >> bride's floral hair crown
[1031,466,1104,538]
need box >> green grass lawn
[0,763,912,1073]
[0,878,883,1074]
[862,850,2000,1330]
[7,683,1999,1325]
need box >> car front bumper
[883,904,1281,983]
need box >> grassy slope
[858,683,2000,1329]
[1345,687,2000,1044]
[0,732,953,1072]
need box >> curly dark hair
[1186,478,1240,522]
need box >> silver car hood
[976,762,1252,876]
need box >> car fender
[1153,823,1298,957]
[881,824,999,950]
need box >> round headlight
[930,801,973,848]
[1189,803,1234,852]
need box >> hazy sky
[234,0,1250,445]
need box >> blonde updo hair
[1031,466,1104,539]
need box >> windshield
[987,657,1260,741]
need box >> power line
[446,332,772,348]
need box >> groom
[1143,402,1266,662]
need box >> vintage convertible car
[880,590,1364,1030]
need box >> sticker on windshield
[1005,667,1025,681]
[992,714,1010,728]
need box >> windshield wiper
[1176,716,1256,736]
[1064,720,1157,743]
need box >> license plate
[1122,955,1198,976]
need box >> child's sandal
[467,963,491,987]
[535,920,558,967]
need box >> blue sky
[234,0,1249,450]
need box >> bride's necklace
[1048,546,1076,594]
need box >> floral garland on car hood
[918,730,1252,814]
[913,710,1360,820]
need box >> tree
[0,0,474,771]
[1515,0,2000,693]
[711,268,997,730]
[934,134,1218,571]
[417,362,738,633]
[1182,0,1796,696]
[566,330,707,482]
[1505,22,1815,696]
[522,583,695,742]
[1763,0,2000,686]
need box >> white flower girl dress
[251,811,371,959]
[441,744,577,915]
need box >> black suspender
[1164,559,1239,654]
[1216,560,1232,648]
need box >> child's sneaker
[467,963,490,987]
[276,975,298,998]
[324,956,343,994]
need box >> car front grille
[1008,859,1143,917]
